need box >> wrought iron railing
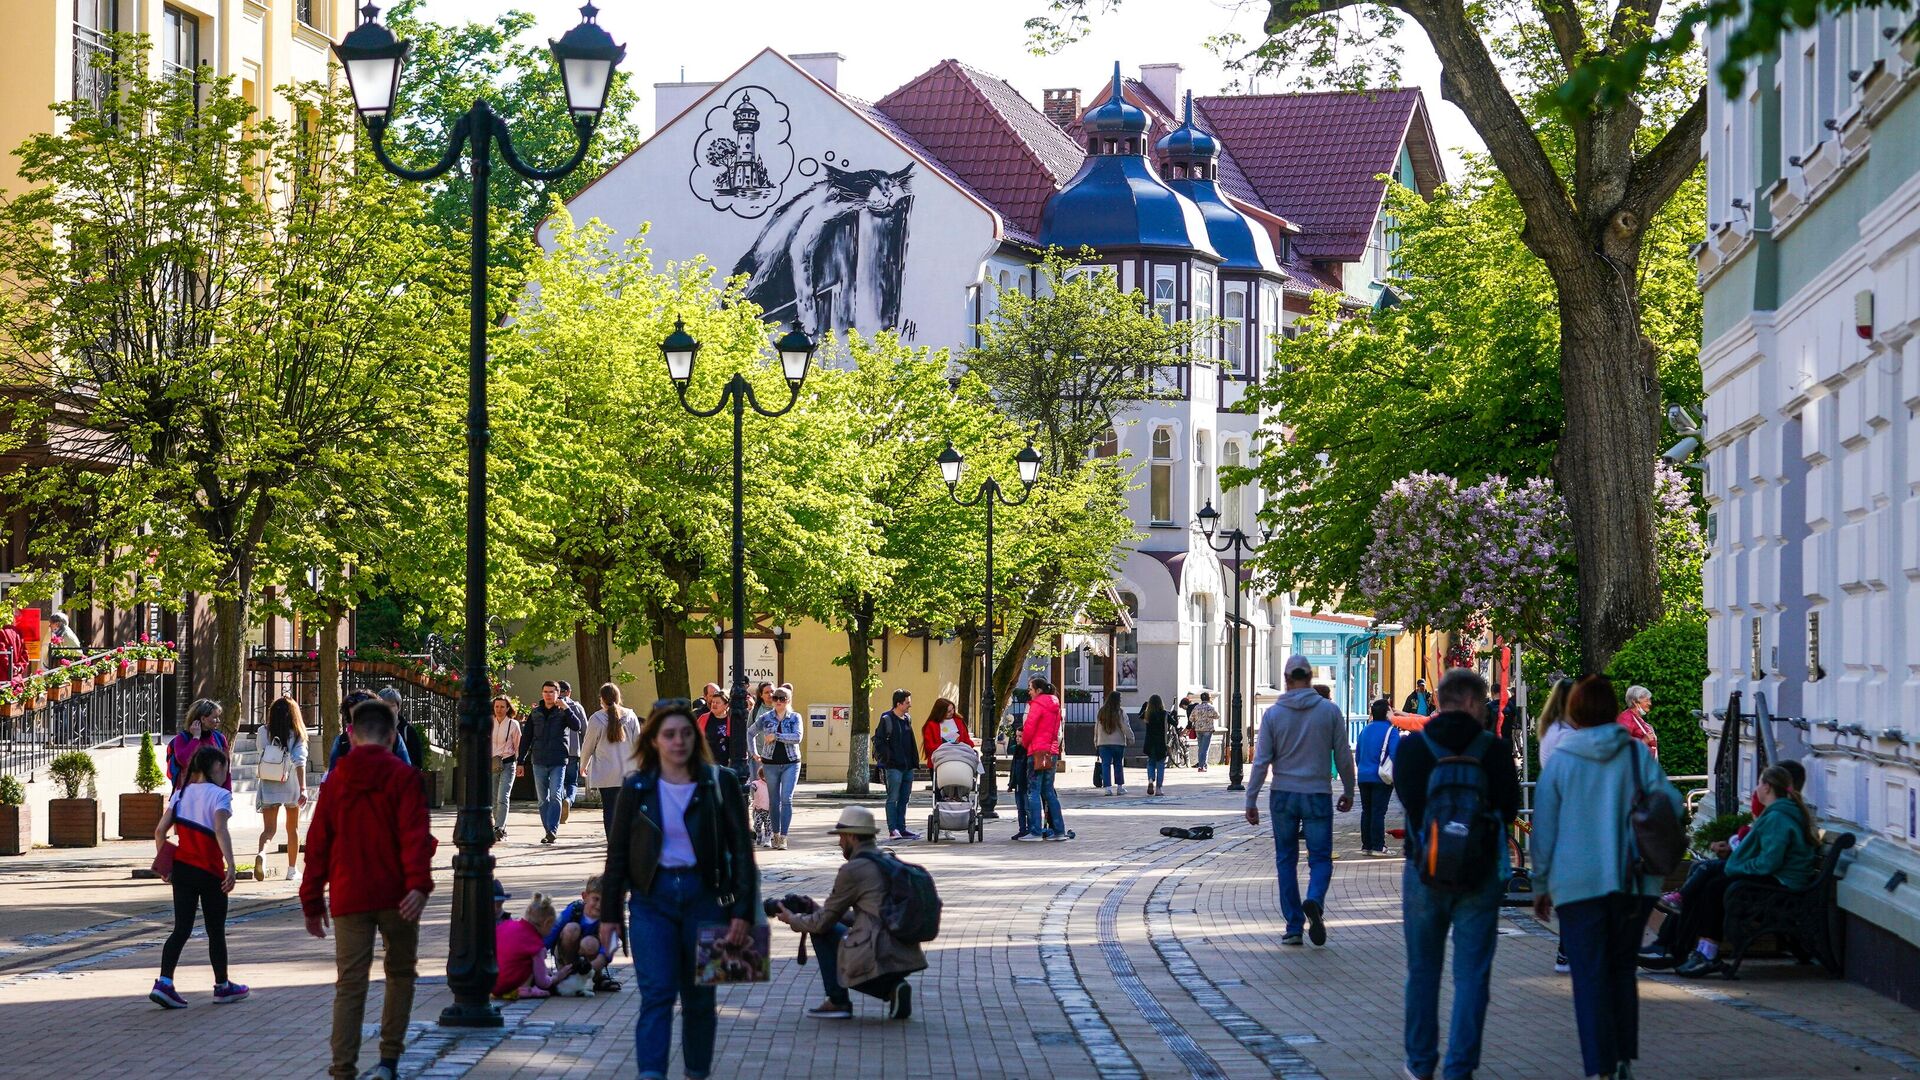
[246,647,460,757]
[1,670,168,781]
[73,24,113,114]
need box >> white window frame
[1222,284,1247,373]
[1149,426,1175,525]
[1152,265,1178,325]
[1192,267,1215,359]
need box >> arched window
[1150,427,1174,525]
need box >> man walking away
[1403,678,1434,717]
[872,690,920,841]
[1390,669,1520,1080]
[1190,692,1220,772]
[1245,655,1355,946]
[775,806,929,1020]
[558,680,588,824]
[303,699,436,1080]
[521,681,582,845]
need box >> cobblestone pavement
[3,763,1917,1078]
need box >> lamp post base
[438,1000,504,1029]
[1226,782,1245,791]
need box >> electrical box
[804,704,853,784]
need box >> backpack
[1414,730,1502,892]
[857,849,942,943]
[257,737,291,784]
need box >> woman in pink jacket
[1019,677,1069,842]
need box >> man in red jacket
[302,699,436,1080]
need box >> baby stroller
[925,741,985,843]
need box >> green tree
[0,44,461,734]
[1033,0,1709,670]
[1228,158,1704,646]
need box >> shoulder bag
[1376,728,1395,787]
[1627,744,1686,877]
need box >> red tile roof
[1194,88,1440,262]
[876,60,1084,239]
[845,95,1037,244]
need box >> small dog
[552,956,595,998]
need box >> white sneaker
[1103,787,1114,796]
[285,868,301,885]
[1115,786,1127,796]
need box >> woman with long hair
[919,697,973,762]
[753,687,803,849]
[490,696,521,842]
[1665,764,1821,978]
[1532,675,1681,1080]
[1094,693,1129,796]
[167,699,229,791]
[1534,677,1576,767]
[1141,694,1173,796]
[581,682,641,835]
[602,699,758,1080]
[252,696,309,883]
[150,744,245,1008]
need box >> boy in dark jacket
[303,699,437,1080]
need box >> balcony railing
[1,663,169,781]
[73,24,113,114]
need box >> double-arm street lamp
[660,318,817,777]
[333,1,624,1029]
[1196,500,1257,792]
[937,439,1042,816]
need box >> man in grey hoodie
[1245,654,1356,946]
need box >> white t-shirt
[659,779,698,868]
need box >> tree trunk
[1550,261,1664,672]
[992,612,1047,723]
[643,598,693,701]
[844,611,875,796]
[956,625,980,725]
[317,601,343,756]
[208,592,250,740]
[573,575,612,701]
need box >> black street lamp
[1197,499,1258,791]
[661,318,816,778]
[333,1,623,1029]
[939,439,1041,816]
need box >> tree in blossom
[1654,460,1707,617]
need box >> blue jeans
[1268,790,1333,935]
[532,763,567,835]
[883,767,914,835]
[1360,781,1392,853]
[762,762,798,835]
[1024,763,1065,838]
[810,922,909,1007]
[1558,893,1654,1079]
[1402,861,1502,1079]
[628,869,723,1079]
[564,756,581,802]
[1145,756,1167,786]
[1197,731,1214,768]
[491,760,515,830]
[1010,753,1031,835]
[1095,746,1125,787]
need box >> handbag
[257,737,290,784]
[1031,750,1057,772]
[151,840,177,879]
[1627,744,1686,877]
[1376,729,1395,787]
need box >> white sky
[414,0,1482,177]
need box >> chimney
[792,52,846,91]
[1139,63,1183,114]
[1044,88,1081,131]
[654,81,719,131]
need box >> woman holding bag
[1354,698,1399,856]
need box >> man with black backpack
[1390,668,1521,1080]
[774,805,933,1021]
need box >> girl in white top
[491,696,522,842]
[580,682,641,836]
[252,696,309,883]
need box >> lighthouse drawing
[691,86,793,218]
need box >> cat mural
[730,162,914,338]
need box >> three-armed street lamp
[938,439,1042,816]
[1197,499,1258,791]
[661,318,817,777]
[333,1,624,1029]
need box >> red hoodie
[1022,694,1063,756]
[301,744,436,919]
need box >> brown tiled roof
[1194,88,1440,262]
[876,60,1084,238]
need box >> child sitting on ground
[494,893,567,1000]
[547,875,621,994]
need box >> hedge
[1606,615,1709,778]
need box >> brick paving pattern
[2,763,1916,1078]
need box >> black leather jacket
[602,765,758,923]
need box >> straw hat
[828,806,880,837]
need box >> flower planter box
[160,660,176,675]
[48,684,70,703]
[27,695,47,711]
[0,805,28,856]
[73,676,94,695]
[0,701,21,719]
[119,793,165,840]
[48,798,100,848]
[97,666,117,685]
[138,659,158,675]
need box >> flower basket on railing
[47,682,70,702]
[161,659,175,675]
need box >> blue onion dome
[1083,62,1147,138]
[1156,91,1219,165]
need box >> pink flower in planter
[139,633,150,644]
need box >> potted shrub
[47,750,100,847]
[120,732,167,840]
[0,774,27,856]
[159,640,177,675]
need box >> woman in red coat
[920,697,974,761]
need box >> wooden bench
[1721,831,1856,978]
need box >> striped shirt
[170,782,232,876]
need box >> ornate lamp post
[939,439,1041,815]
[333,1,624,1029]
[661,319,816,777]
[1197,500,1257,791]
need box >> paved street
[2,762,1917,1079]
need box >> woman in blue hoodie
[1531,676,1681,1080]
[1353,697,1399,856]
